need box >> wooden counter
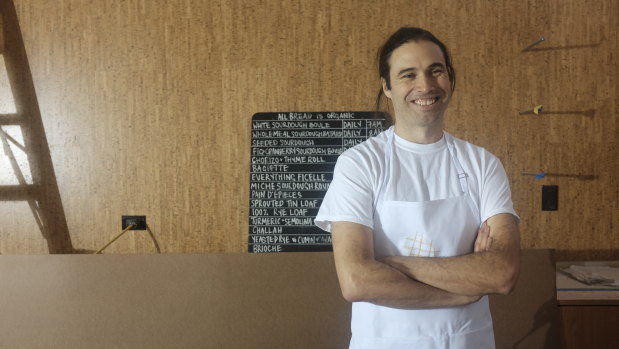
[0,250,558,348]
[556,261,619,349]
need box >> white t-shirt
[315,129,517,232]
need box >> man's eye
[432,69,444,76]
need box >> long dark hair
[375,27,456,126]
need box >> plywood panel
[0,252,351,348]
[0,0,616,259]
[0,250,555,348]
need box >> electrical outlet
[122,216,147,230]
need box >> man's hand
[474,221,492,252]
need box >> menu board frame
[249,111,386,253]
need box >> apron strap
[374,127,395,212]
[374,129,470,212]
[445,133,469,194]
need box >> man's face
[383,40,452,130]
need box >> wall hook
[521,172,547,179]
[522,37,546,51]
[519,105,543,115]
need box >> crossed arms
[331,213,520,310]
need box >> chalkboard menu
[249,112,386,253]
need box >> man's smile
[411,97,440,106]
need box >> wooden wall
[0,0,617,260]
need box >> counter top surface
[556,261,619,304]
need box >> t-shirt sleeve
[480,154,519,223]
[314,152,375,232]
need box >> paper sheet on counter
[561,265,619,286]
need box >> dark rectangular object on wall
[542,185,559,211]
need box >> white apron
[349,127,495,349]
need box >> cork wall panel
[0,0,617,259]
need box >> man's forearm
[331,221,481,309]
[382,213,520,296]
[383,250,517,296]
[341,257,481,309]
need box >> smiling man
[315,27,520,348]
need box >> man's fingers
[474,222,492,252]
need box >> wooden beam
[0,184,39,201]
[0,114,21,125]
[0,14,4,54]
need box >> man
[315,27,520,348]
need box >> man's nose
[416,74,436,92]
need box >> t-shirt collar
[393,131,447,153]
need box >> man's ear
[381,78,392,99]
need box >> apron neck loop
[375,129,470,211]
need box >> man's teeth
[413,98,438,106]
